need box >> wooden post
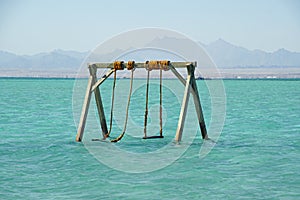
[190,65,208,139]
[175,65,192,142]
[76,75,93,142]
[170,63,208,140]
[89,65,108,139]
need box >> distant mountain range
[0,38,299,75]
[203,39,300,68]
[0,49,87,70]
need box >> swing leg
[175,68,192,142]
[90,65,108,139]
[191,75,208,139]
[76,75,93,142]
[170,63,208,140]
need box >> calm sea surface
[0,78,299,199]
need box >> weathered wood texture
[190,69,208,139]
[90,62,196,69]
[75,75,93,142]
[170,63,208,140]
[91,69,115,92]
[174,66,192,142]
[90,65,108,139]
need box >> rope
[113,61,124,70]
[111,62,135,142]
[127,60,135,70]
[143,69,150,138]
[105,61,124,138]
[144,61,166,138]
[105,69,117,138]
[159,68,163,137]
[160,60,170,71]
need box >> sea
[0,78,299,199]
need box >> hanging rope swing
[143,60,169,139]
[111,61,135,142]
[104,61,124,138]
[105,66,116,137]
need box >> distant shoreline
[1,76,299,80]
[1,66,299,79]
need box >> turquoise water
[0,78,299,199]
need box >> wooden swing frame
[75,61,208,143]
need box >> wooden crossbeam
[89,61,196,69]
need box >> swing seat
[143,135,164,139]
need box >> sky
[0,0,300,55]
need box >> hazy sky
[1,0,300,55]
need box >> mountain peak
[207,38,240,50]
[274,48,289,53]
[216,38,227,43]
[210,38,230,45]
